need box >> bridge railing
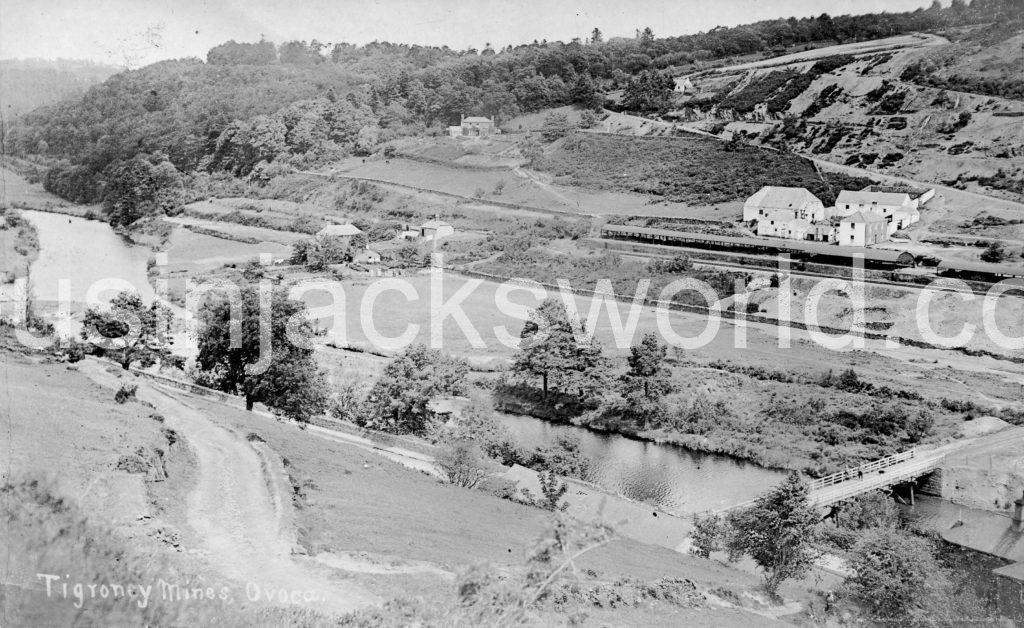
[809,454,943,506]
[808,449,917,490]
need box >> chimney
[1013,490,1024,532]
[460,114,465,124]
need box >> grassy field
[0,340,793,625]
[295,269,1023,472]
[181,388,799,625]
[162,229,292,273]
[537,132,874,206]
[334,155,743,219]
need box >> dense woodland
[2,0,1020,212]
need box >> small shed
[418,220,454,241]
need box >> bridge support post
[1013,490,1023,533]
[909,485,914,506]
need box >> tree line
[3,0,1017,217]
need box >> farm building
[833,190,920,233]
[673,76,695,93]
[756,212,813,240]
[315,223,363,258]
[417,220,455,241]
[598,224,915,269]
[743,186,826,223]
[838,212,888,247]
[448,115,498,138]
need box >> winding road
[80,361,380,617]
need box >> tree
[196,284,327,422]
[531,435,589,479]
[514,298,609,399]
[436,441,489,489]
[206,39,277,65]
[905,409,934,443]
[690,512,725,558]
[620,332,672,401]
[82,291,169,370]
[570,73,603,110]
[846,527,939,618]
[103,154,184,227]
[725,472,820,597]
[980,240,1008,263]
[835,491,898,531]
[540,111,571,141]
[363,344,469,435]
[621,70,674,113]
[590,28,603,44]
[534,470,569,511]
[438,392,513,460]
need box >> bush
[436,440,489,489]
[531,435,590,480]
[980,240,1008,263]
[690,513,724,558]
[530,470,569,511]
[114,383,138,404]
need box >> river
[21,208,786,512]
[499,413,785,514]
[23,209,155,308]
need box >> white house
[834,190,920,234]
[448,115,499,138]
[673,76,695,93]
[743,186,826,223]
[756,211,813,240]
[417,220,454,241]
[838,211,888,247]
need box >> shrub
[534,470,569,511]
[436,441,489,489]
[114,383,138,404]
[690,513,724,558]
[980,240,1008,263]
[531,435,590,479]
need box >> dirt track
[80,361,380,617]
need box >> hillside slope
[679,22,1023,201]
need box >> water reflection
[499,413,786,514]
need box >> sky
[1,0,936,68]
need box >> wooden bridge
[720,448,944,513]
[806,448,944,506]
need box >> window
[850,235,854,241]
[845,204,850,210]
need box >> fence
[808,449,917,490]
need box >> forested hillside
[2,0,1019,211]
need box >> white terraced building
[832,190,920,234]
[743,186,827,223]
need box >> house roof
[836,190,911,207]
[317,224,362,237]
[462,116,492,123]
[840,211,885,224]
[745,186,823,210]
